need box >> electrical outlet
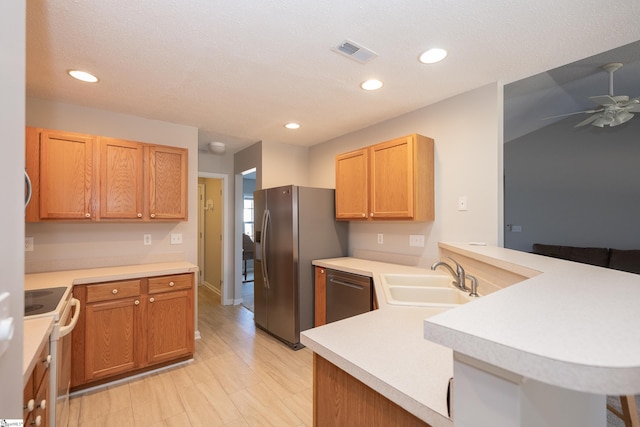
[377,233,383,244]
[144,234,152,245]
[25,237,34,252]
[409,234,425,247]
[171,233,183,245]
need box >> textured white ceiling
[26,1,640,153]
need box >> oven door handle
[58,298,81,338]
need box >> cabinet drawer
[148,274,192,294]
[86,279,141,303]
[33,341,50,391]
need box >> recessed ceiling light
[67,69,99,83]
[360,79,383,91]
[285,122,300,130]
[419,48,448,64]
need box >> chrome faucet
[431,256,468,291]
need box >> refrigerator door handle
[261,209,270,288]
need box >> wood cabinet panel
[335,149,368,220]
[148,145,188,220]
[314,354,431,427]
[24,339,50,427]
[25,127,188,222]
[99,137,144,219]
[39,130,95,220]
[335,134,434,221]
[148,274,192,294]
[147,288,194,365]
[73,273,194,389]
[85,279,142,303]
[85,297,143,381]
[314,267,327,327]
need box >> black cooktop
[25,287,67,316]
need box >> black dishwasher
[325,269,373,323]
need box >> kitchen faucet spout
[430,256,469,291]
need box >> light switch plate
[144,234,152,245]
[25,237,34,252]
[458,196,468,211]
[409,235,425,247]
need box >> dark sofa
[531,243,640,275]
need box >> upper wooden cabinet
[147,145,188,220]
[26,127,188,222]
[99,137,145,220]
[335,134,434,221]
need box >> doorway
[241,168,256,311]
[197,176,224,296]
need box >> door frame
[198,172,233,305]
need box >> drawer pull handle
[44,354,52,368]
[134,300,140,305]
[85,213,91,218]
[169,281,175,287]
[137,213,142,218]
[149,297,155,303]
[33,415,42,426]
[25,398,35,412]
[112,289,118,295]
[150,213,156,218]
[38,399,46,410]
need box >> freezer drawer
[325,269,373,324]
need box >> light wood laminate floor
[69,285,313,426]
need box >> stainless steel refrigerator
[254,185,348,349]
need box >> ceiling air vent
[333,40,378,64]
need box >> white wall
[309,83,503,266]
[25,98,199,272]
[0,0,25,417]
[261,140,309,188]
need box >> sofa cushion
[531,243,610,268]
[608,249,640,274]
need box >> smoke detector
[332,40,378,64]
[208,141,226,155]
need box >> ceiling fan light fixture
[612,111,634,126]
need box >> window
[243,197,254,238]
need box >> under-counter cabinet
[71,273,194,389]
[24,340,51,427]
[314,354,430,426]
[335,133,434,221]
[25,127,188,222]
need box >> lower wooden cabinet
[314,354,431,427]
[24,340,51,427]
[72,273,194,389]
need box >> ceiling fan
[548,62,640,128]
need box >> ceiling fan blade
[574,113,602,128]
[589,95,618,106]
[542,108,603,120]
[621,97,640,112]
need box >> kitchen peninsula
[301,243,640,427]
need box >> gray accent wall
[504,117,640,252]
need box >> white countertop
[301,258,456,427]
[424,243,640,395]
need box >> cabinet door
[39,130,95,219]
[369,136,414,219]
[314,267,327,327]
[147,145,188,220]
[335,148,369,220]
[84,297,143,381]
[99,137,144,219]
[146,288,194,365]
